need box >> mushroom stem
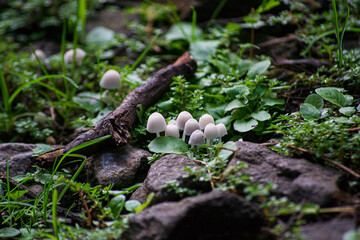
[189,144,194,159]
[206,138,212,158]
[156,132,160,137]
[219,137,222,143]
[182,133,186,142]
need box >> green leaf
[357,104,360,112]
[250,84,267,100]
[304,94,324,109]
[333,116,355,124]
[148,136,188,154]
[339,107,356,116]
[165,23,203,41]
[300,103,321,120]
[221,85,250,98]
[251,110,271,121]
[301,203,319,215]
[257,0,280,13]
[108,194,126,217]
[86,26,115,46]
[32,144,54,157]
[234,118,258,132]
[73,92,101,113]
[225,99,245,112]
[9,190,28,201]
[247,60,271,79]
[261,97,285,106]
[218,141,237,160]
[135,192,154,213]
[344,94,354,106]
[320,108,334,118]
[190,40,221,61]
[125,200,141,212]
[343,230,360,240]
[315,87,347,107]
[0,227,20,238]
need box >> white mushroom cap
[168,119,177,125]
[165,124,179,138]
[204,123,219,139]
[188,130,204,146]
[199,114,214,130]
[183,118,200,138]
[216,123,227,137]
[31,49,46,62]
[176,111,193,130]
[64,48,86,66]
[100,69,121,89]
[147,112,166,135]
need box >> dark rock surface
[123,190,264,240]
[0,143,37,177]
[301,217,355,240]
[84,144,151,189]
[228,141,345,207]
[130,154,210,204]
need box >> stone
[130,154,210,204]
[122,190,264,240]
[301,217,355,240]
[0,143,37,177]
[227,141,345,207]
[84,144,151,189]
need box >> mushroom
[165,124,179,138]
[64,48,86,66]
[204,123,219,158]
[188,129,204,159]
[147,112,166,137]
[176,111,193,130]
[216,123,227,142]
[182,118,200,141]
[31,49,46,62]
[199,114,214,130]
[100,69,121,90]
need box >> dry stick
[35,52,197,168]
[79,190,92,227]
[287,145,360,179]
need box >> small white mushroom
[216,123,227,142]
[147,112,166,137]
[168,119,177,125]
[64,48,86,66]
[188,130,204,147]
[204,123,219,145]
[100,69,121,89]
[199,114,214,130]
[183,118,200,141]
[165,124,179,138]
[176,111,193,130]
[31,49,46,62]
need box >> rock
[227,141,345,207]
[0,143,37,177]
[122,190,264,240]
[130,154,210,204]
[301,217,355,240]
[84,144,151,189]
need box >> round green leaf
[86,26,115,45]
[108,195,126,217]
[190,40,221,61]
[304,94,324,109]
[300,103,321,120]
[0,227,20,238]
[320,108,333,118]
[339,107,356,116]
[148,136,189,154]
[125,200,141,212]
[165,23,203,41]
[247,60,271,79]
[225,99,245,112]
[251,110,271,121]
[315,87,347,107]
[234,118,258,132]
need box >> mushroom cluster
[146,111,227,147]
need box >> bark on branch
[35,52,197,168]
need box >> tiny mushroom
[147,112,166,137]
[199,114,214,130]
[182,118,200,141]
[165,124,180,138]
[100,69,121,89]
[216,123,227,142]
[188,129,204,159]
[176,111,193,130]
[31,49,46,62]
[64,48,86,66]
[204,123,219,145]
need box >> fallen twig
[35,52,197,168]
